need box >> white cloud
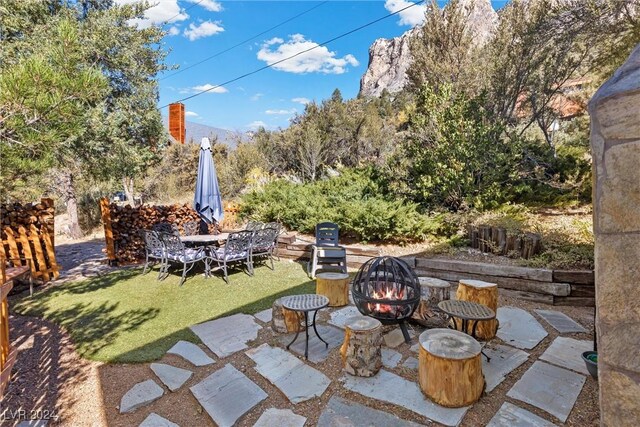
[185,0,222,12]
[257,34,359,74]
[265,109,296,115]
[114,0,188,28]
[247,120,268,130]
[184,20,224,41]
[292,97,310,105]
[167,26,180,36]
[191,83,228,93]
[185,111,199,117]
[384,0,426,26]
[251,93,264,101]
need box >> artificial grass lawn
[14,260,315,363]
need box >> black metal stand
[399,321,411,343]
[286,309,328,359]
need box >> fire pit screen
[352,256,420,342]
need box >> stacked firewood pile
[105,202,217,263]
[0,198,55,241]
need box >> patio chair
[141,230,166,279]
[159,233,207,286]
[250,227,278,270]
[265,222,282,235]
[307,222,347,279]
[182,220,200,236]
[245,220,264,231]
[208,230,253,283]
[153,222,180,236]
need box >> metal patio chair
[245,220,264,231]
[141,230,166,279]
[307,222,347,279]
[250,227,278,270]
[159,232,207,286]
[153,222,180,236]
[182,220,200,236]
[208,230,253,283]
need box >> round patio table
[281,294,330,359]
[180,233,228,246]
[437,299,495,340]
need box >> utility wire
[160,1,329,81]
[160,0,424,108]
[162,0,206,26]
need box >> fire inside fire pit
[352,256,420,342]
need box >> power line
[162,0,205,26]
[160,1,329,81]
[160,0,425,108]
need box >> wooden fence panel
[4,228,20,261]
[100,198,116,262]
[29,224,49,282]
[41,228,60,280]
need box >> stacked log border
[275,234,380,268]
[402,257,594,307]
[468,225,542,259]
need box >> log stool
[412,277,451,327]
[340,316,382,377]
[315,272,350,307]
[456,279,498,339]
[418,328,484,408]
[271,298,304,333]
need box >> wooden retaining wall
[275,234,381,268]
[468,225,542,259]
[403,257,594,307]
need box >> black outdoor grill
[351,256,420,343]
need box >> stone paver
[190,364,267,427]
[539,337,593,375]
[254,308,273,324]
[318,396,425,427]
[507,361,586,422]
[253,408,306,427]
[402,357,419,370]
[139,413,179,427]
[119,379,164,414]
[487,402,556,427]
[150,363,193,392]
[482,345,530,392]
[497,307,548,350]
[167,340,215,367]
[190,313,262,358]
[246,344,331,404]
[341,369,468,426]
[410,343,420,353]
[278,324,344,363]
[383,328,410,348]
[328,306,361,329]
[534,310,587,334]
[381,348,402,368]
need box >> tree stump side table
[272,297,304,333]
[340,316,382,377]
[315,272,350,307]
[412,277,451,327]
[456,279,498,339]
[418,328,484,408]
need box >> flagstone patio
[110,298,596,426]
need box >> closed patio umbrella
[194,137,224,225]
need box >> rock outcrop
[359,0,497,97]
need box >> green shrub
[240,169,432,242]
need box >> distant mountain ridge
[359,0,498,97]
[162,116,239,148]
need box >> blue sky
[119,1,507,131]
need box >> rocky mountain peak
[359,0,498,98]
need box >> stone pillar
[588,43,640,426]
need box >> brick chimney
[168,102,186,144]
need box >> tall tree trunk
[61,171,83,239]
[123,176,135,206]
